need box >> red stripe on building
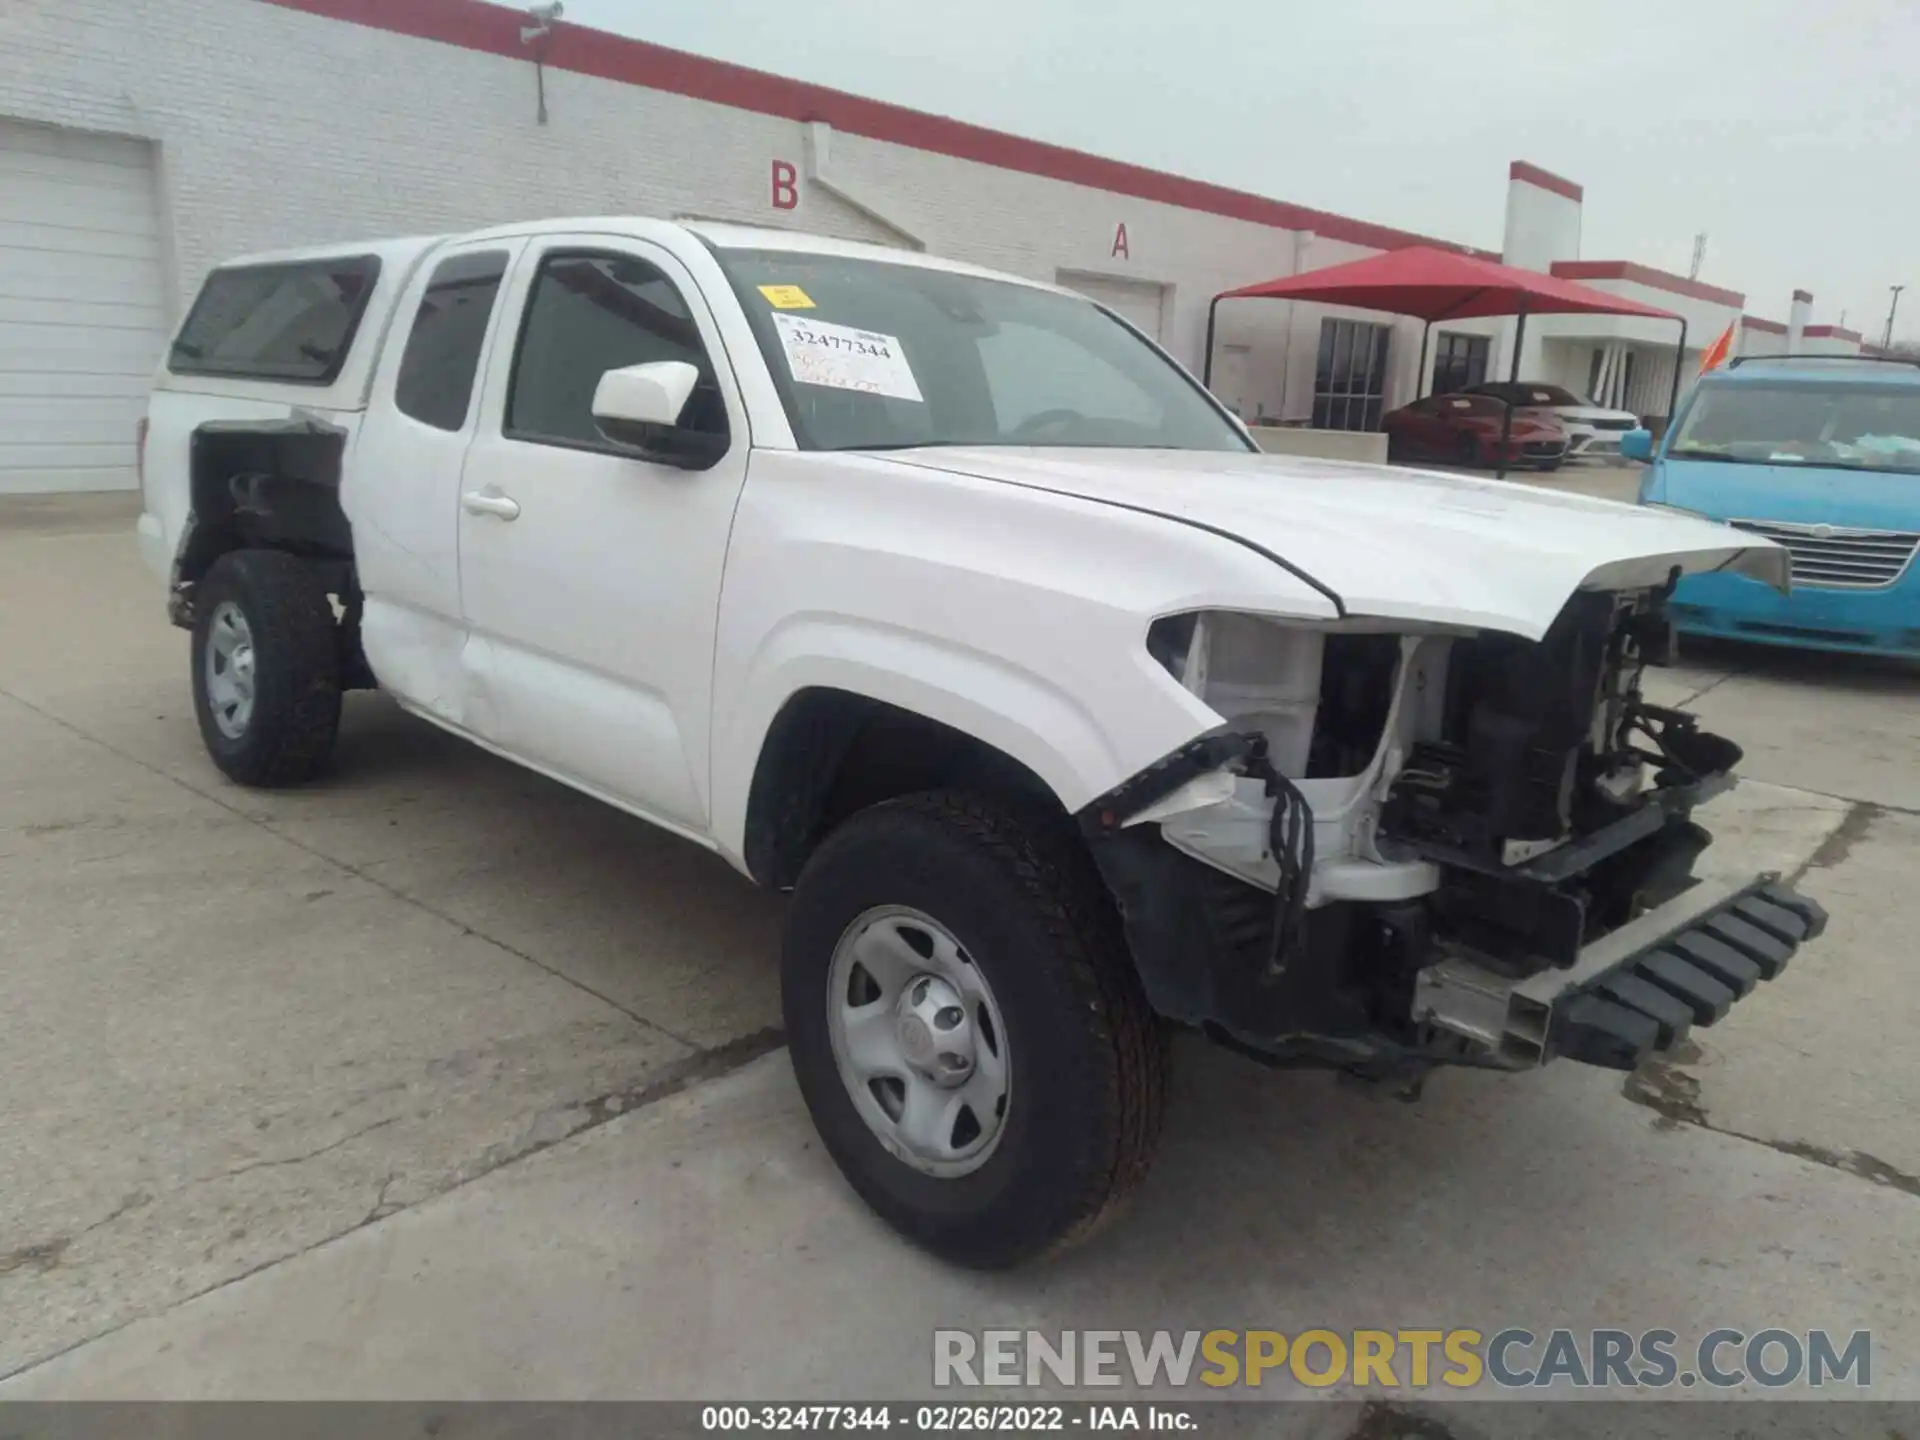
[1741,316,1788,335]
[1803,325,1862,341]
[1508,161,1583,202]
[259,0,1472,255]
[1549,261,1743,308]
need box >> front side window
[714,250,1249,453]
[507,251,728,449]
[395,251,508,431]
[1670,380,1920,474]
[170,256,381,384]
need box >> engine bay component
[1380,591,1620,867]
[1088,583,1800,1083]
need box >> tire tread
[790,789,1167,1266]
[192,549,341,787]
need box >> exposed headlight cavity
[1150,612,1325,778]
[1151,611,1411,781]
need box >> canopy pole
[1203,295,1222,388]
[1416,319,1433,401]
[1664,317,1690,437]
[1496,300,1528,479]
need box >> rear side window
[169,255,381,384]
[394,251,509,431]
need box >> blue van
[1625,356,1920,656]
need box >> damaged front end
[1082,585,1827,1086]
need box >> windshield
[1669,381,1920,475]
[715,249,1251,453]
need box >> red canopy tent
[1202,245,1687,475]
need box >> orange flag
[1699,320,1737,374]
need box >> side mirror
[591,360,727,470]
[1619,428,1654,462]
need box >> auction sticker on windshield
[771,312,924,402]
[756,284,814,309]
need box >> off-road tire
[190,548,342,787]
[783,790,1168,1268]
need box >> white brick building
[0,0,1859,493]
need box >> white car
[135,218,1824,1266]
[1469,382,1642,459]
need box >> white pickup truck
[137,217,1827,1267]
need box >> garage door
[1057,270,1166,341]
[0,121,169,494]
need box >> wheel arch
[737,685,1076,890]
[171,422,355,624]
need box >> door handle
[461,490,521,521]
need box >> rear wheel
[190,549,342,786]
[783,791,1167,1268]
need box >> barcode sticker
[771,313,923,402]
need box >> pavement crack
[75,1190,152,1237]
[1720,774,1920,818]
[0,1238,71,1278]
[363,1172,400,1226]
[1621,1044,1706,1129]
[1625,1053,1920,1201]
[0,1191,152,1279]
[1788,800,1882,884]
[217,1117,400,1179]
[0,684,697,1050]
[1760,1139,1920,1199]
[446,1026,790,1193]
[1670,661,1754,711]
[0,1028,788,1387]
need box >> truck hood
[885,447,1787,640]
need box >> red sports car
[1383,392,1569,469]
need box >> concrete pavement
[9,1043,1918,1402]
[1,495,1916,1412]
[0,503,775,1377]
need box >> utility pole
[1885,285,1907,349]
[1688,233,1707,281]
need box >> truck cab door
[454,235,751,834]
[347,238,526,725]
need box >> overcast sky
[562,0,1918,342]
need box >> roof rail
[1727,353,1920,370]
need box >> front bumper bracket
[1414,873,1827,1071]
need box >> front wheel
[190,549,342,786]
[783,791,1167,1268]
